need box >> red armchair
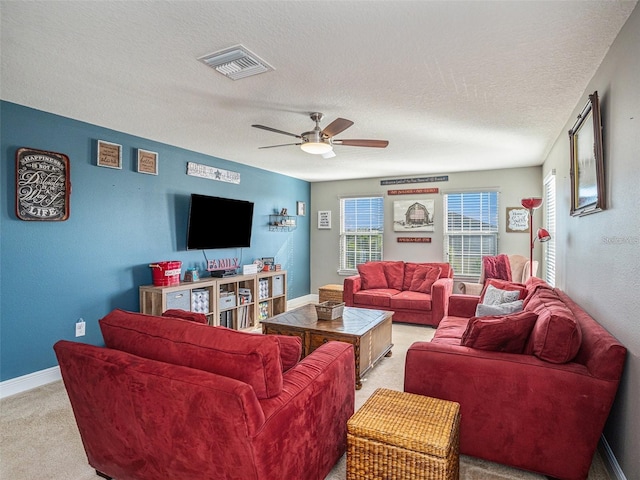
[54,309,355,480]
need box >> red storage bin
[150,261,182,286]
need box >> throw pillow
[527,308,582,364]
[461,310,538,353]
[357,262,388,290]
[409,265,442,294]
[383,261,405,290]
[481,284,521,306]
[480,279,527,305]
[475,300,524,317]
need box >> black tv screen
[186,194,254,250]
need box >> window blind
[339,196,384,273]
[444,191,499,277]
[544,173,557,286]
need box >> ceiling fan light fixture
[300,141,333,155]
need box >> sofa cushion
[389,291,432,311]
[432,316,469,342]
[353,289,397,308]
[475,300,523,317]
[526,299,582,364]
[383,261,405,290]
[162,309,208,324]
[358,262,388,289]
[480,279,527,305]
[100,309,284,399]
[461,311,538,353]
[409,265,442,293]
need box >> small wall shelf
[269,215,297,231]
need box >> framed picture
[569,91,605,216]
[97,140,122,169]
[393,199,435,232]
[296,201,306,216]
[506,207,529,233]
[318,210,331,229]
[137,149,158,175]
[15,148,71,221]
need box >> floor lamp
[521,197,551,278]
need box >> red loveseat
[54,309,355,480]
[343,261,454,326]
[404,278,626,480]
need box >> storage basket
[149,261,182,286]
[319,284,344,304]
[347,388,460,480]
[315,301,345,320]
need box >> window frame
[543,172,557,286]
[443,190,499,278]
[338,195,384,275]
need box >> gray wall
[541,4,640,478]
[310,166,542,292]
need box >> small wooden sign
[137,149,158,175]
[387,188,439,195]
[397,237,432,243]
[381,175,448,186]
[16,148,71,221]
[97,140,122,169]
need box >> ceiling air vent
[198,45,274,80]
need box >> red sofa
[54,309,355,480]
[404,278,626,480]
[343,261,454,326]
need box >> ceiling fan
[252,112,388,158]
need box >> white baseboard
[288,294,317,310]
[0,366,61,399]
[600,435,627,480]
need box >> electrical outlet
[75,318,86,337]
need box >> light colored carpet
[1,323,610,480]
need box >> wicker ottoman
[347,388,460,480]
[318,284,344,304]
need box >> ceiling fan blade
[321,118,354,138]
[333,139,389,148]
[252,124,302,139]
[258,142,302,149]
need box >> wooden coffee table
[261,305,393,389]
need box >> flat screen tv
[186,194,254,250]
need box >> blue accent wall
[0,101,310,381]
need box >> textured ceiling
[1,1,636,182]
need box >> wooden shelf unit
[139,270,287,330]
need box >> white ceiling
[1,1,636,182]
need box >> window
[444,191,499,277]
[543,172,557,286]
[339,196,384,274]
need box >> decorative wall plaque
[506,207,529,233]
[137,149,158,175]
[97,140,122,169]
[15,148,71,221]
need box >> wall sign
[15,148,71,221]
[318,210,331,229]
[97,140,122,169]
[137,149,158,175]
[506,207,529,233]
[381,175,448,186]
[187,162,240,184]
[397,237,432,243]
[387,188,439,195]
